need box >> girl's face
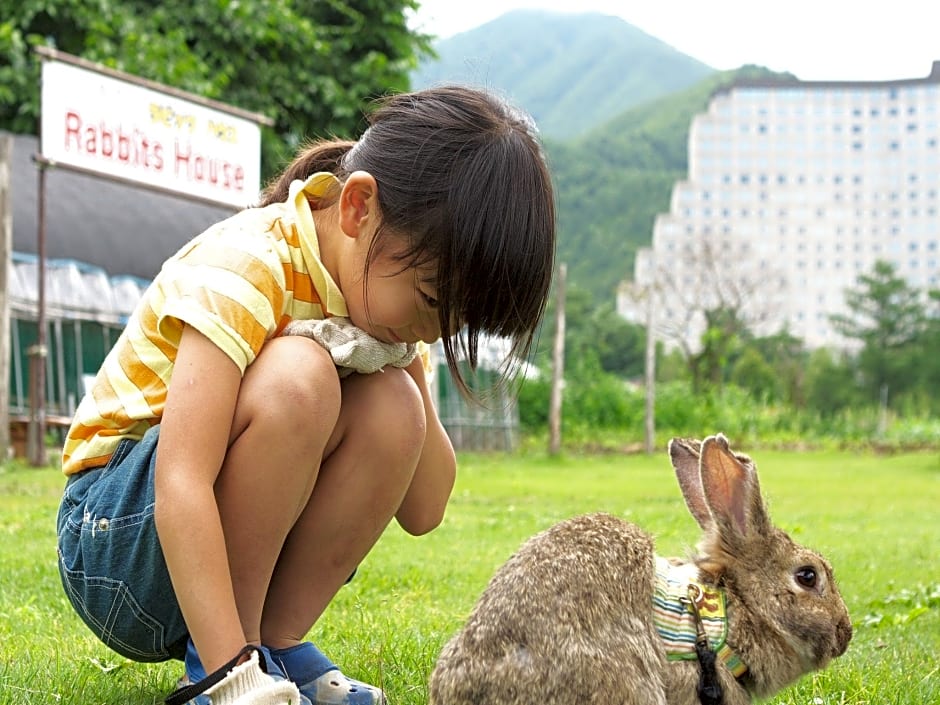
[343,239,442,346]
[330,171,445,346]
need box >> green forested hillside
[411,10,714,138]
[548,65,790,302]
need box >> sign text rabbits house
[39,50,266,208]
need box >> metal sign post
[27,159,48,466]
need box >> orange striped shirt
[61,173,347,475]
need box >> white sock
[202,650,302,705]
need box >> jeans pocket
[60,565,171,663]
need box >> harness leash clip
[682,584,723,705]
[683,585,709,646]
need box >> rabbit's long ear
[669,438,713,529]
[699,434,770,539]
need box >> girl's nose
[415,314,441,344]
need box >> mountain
[411,10,715,138]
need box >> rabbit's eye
[794,566,817,589]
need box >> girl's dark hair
[262,86,556,396]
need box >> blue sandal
[268,642,385,705]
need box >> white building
[619,62,940,351]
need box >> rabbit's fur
[429,434,852,705]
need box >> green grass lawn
[1,446,937,704]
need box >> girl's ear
[338,171,379,239]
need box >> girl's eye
[421,292,439,308]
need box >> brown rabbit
[429,434,852,705]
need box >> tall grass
[1,446,937,704]
[520,378,940,452]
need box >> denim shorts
[56,424,188,662]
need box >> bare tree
[626,235,786,392]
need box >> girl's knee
[341,368,426,459]
[237,336,341,437]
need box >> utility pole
[27,158,48,467]
[623,268,659,455]
[644,284,656,454]
[548,263,566,456]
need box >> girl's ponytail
[259,139,355,206]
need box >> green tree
[534,286,645,378]
[830,260,927,405]
[747,329,808,406]
[590,303,645,378]
[0,0,431,176]
[656,347,688,384]
[905,288,940,414]
[688,306,746,393]
[730,347,779,400]
[804,348,858,417]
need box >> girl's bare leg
[208,334,426,647]
[212,336,342,643]
[260,366,426,646]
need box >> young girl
[55,85,556,705]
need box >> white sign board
[40,58,263,208]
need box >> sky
[409,0,939,82]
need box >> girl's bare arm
[395,356,457,535]
[154,324,246,673]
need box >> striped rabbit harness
[652,556,748,679]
